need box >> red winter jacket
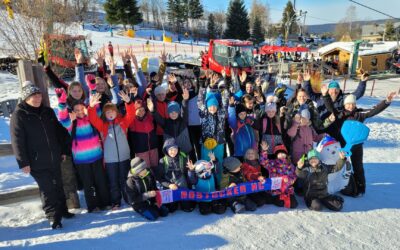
[242,161,263,181]
[128,112,158,153]
[155,100,168,135]
[88,102,135,139]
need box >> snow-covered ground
[0,69,399,248]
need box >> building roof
[318,41,399,56]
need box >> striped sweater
[58,104,103,164]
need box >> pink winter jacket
[287,122,324,163]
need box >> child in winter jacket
[287,108,328,164]
[296,149,346,211]
[242,148,267,207]
[128,99,159,168]
[126,157,169,221]
[260,143,298,208]
[220,157,258,214]
[261,96,285,158]
[151,89,193,155]
[88,91,134,210]
[187,155,226,215]
[153,85,169,156]
[156,138,195,213]
[57,90,110,213]
[198,88,228,183]
[322,89,396,196]
[228,103,256,160]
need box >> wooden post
[32,64,50,107]
[343,77,347,92]
[370,79,376,96]
[175,44,177,54]
[17,60,50,107]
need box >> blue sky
[201,0,400,25]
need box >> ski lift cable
[348,0,400,21]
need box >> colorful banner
[156,176,291,208]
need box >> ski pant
[224,122,234,158]
[166,200,196,213]
[157,135,164,159]
[76,159,110,211]
[305,195,343,211]
[30,166,67,221]
[350,144,365,194]
[105,160,130,207]
[60,156,80,209]
[247,192,267,207]
[198,201,226,215]
[135,204,169,221]
[265,193,298,208]
[188,125,202,162]
[201,144,224,183]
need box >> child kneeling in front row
[126,157,169,221]
[296,149,346,211]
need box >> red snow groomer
[201,39,254,77]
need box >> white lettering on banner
[160,190,174,204]
[271,177,282,190]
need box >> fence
[105,42,208,58]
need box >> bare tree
[249,0,270,30]
[0,0,75,60]
[213,11,226,39]
[140,0,150,25]
[334,5,361,40]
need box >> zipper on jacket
[112,123,120,162]
[38,115,54,165]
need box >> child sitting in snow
[241,148,267,207]
[220,157,258,214]
[296,149,346,211]
[187,155,226,215]
[156,138,195,213]
[126,157,169,221]
[260,143,298,208]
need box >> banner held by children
[156,176,290,207]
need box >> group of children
[47,47,396,222]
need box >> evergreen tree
[167,0,186,33]
[224,0,250,40]
[189,0,204,19]
[208,13,217,39]
[104,0,143,30]
[385,20,396,40]
[251,16,264,44]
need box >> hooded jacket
[156,139,190,189]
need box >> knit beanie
[21,81,41,101]
[235,104,246,115]
[307,149,320,160]
[344,94,356,105]
[328,81,340,89]
[154,86,166,95]
[206,96,219,108]
[223,157,242,172]
[130,157,148,176]
[167,101,180,114]
[273,144,288,155]
[300,108,311,120]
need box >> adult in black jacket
[10,82,73,229]
[322,87,396,196]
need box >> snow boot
[244,198,257,211]
[231,201,245,214]
[62,211,75,219]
